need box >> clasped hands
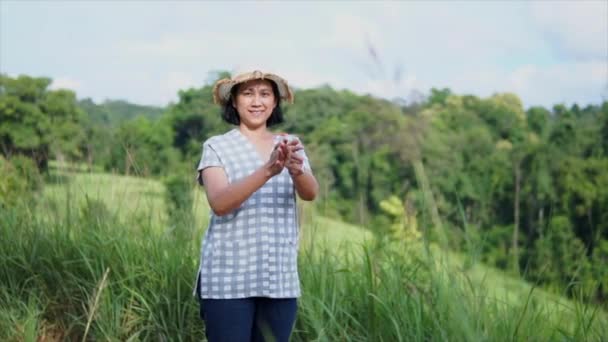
[265,136,305,178]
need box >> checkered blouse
[193,128,311,299]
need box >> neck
[238,124,271,139]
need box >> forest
[1,72,607,339]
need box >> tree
[479,93,529,274]
[165,86,226,159]
[0,74,86,170]
[531,216,593,296]
[105,116,179,176]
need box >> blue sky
[1,1,606,108]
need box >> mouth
[248,110,265,117]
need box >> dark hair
[221,80,284,127]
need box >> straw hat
[212,70,294,105]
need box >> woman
[194,70,319,341]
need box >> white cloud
[119,31,295,63]
[275,69,346,90]
[321,13,385,52]
[5,1,606,108]
[445,61,607,107]
[320,2,607,107]
[360,2,545,64]
[122,35,210,59]
[349,74,421,101]
[161,71,198,103]
[506,61,607,106]
[530,1,608,60]
[50,77,82,92]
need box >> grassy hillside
[42,170,606,316]
[42,170,374,246]
[1,169,603,340]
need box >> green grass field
[0,169,606,340]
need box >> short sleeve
[301,149,312,172]
[196,142,223,185]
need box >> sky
[1,1,607,109]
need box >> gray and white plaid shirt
[194,128,311,299]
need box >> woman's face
[232,79,277,129]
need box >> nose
[251,94,262,106]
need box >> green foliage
[80,196,116,230]
[0,155,41,208]
[479,224,512,269]
[164,86,227,158]
[75,99,166,169]
[8,154,43,192]
[4,72,608,306]
[601,102,608,156]
[531,216,594,297]
[78,98,164,127]
[285,90,407,224]
[44,89,87,160]
[379,195,422,242]
[163,173,195,240]
[426,87,452,106]
[418,93,608,302]
[592,240,608,300]
[104,116,181,176]
[0,74,86,169]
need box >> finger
[286,142,302,149]
[289,155,304,163]
[272,149,282,162]
[286,158,303,167]
[281,151,289,160]
[280,145,290,157]
[289,146,303,154]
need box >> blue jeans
[199,297,298,342]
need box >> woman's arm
[201,142,288,215]
[284,139,319,201]
[291,171,319,201]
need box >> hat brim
[212,72,294,105]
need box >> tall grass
[1,196,203,340]
[1,171,606,340]
[297,240,608,341]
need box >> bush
[0,155,41,208]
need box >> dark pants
[199,297,298,342]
